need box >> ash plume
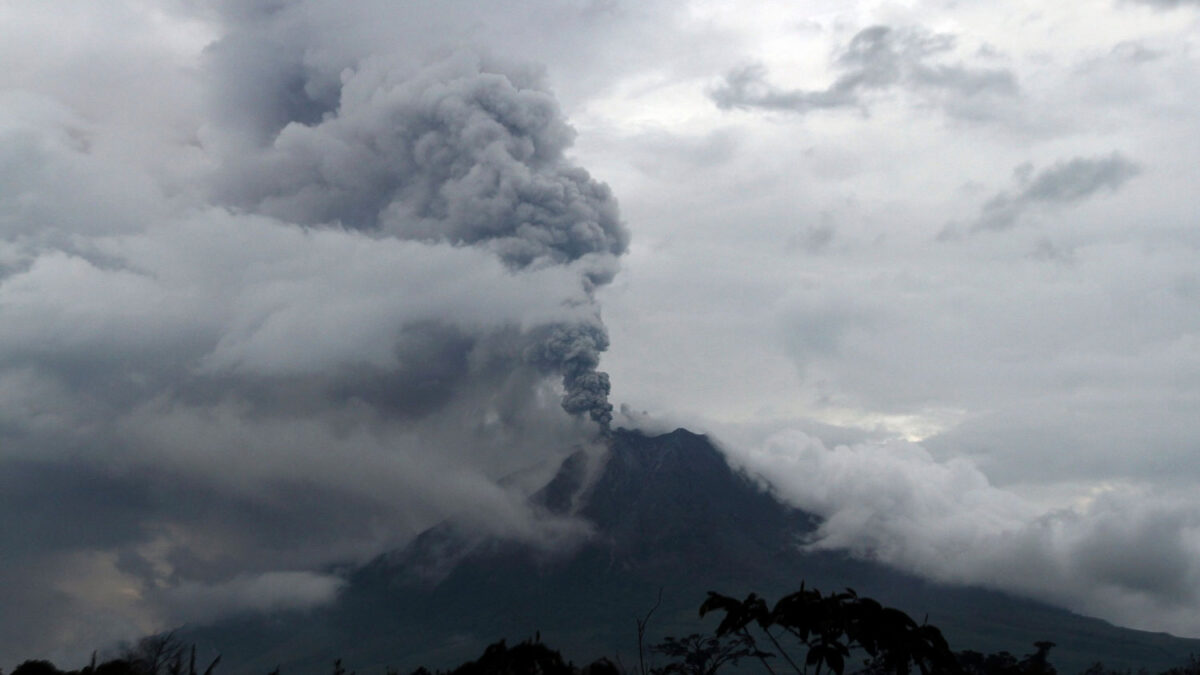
[213,54,628,271]
[0,3,629,661]
[526,323,614,427]
[210,50,628,425]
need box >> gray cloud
[973,153,1141,231]
[711,26,1017,118]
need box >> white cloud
[730,430,1200,636]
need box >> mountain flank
[182,428,1200,674]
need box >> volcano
[183,428,1200,674]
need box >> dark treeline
[8,586,1200,675]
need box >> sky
[1,0,1199,666]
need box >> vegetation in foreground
[6,585,1199,675]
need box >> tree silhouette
[11,586,1200,675]
[696,585,961,675]
[651,632,770,675]
[958,642,1057,675]
[11,661,62,675]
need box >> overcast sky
[2,0,1200,666]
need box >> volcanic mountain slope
[184,428,1200,674]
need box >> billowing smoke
[0,2,627,664]
[527,323,614,426]
[213,53,626,269]
[209,49,628,424]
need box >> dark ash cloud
[711,26,1017,118]
[974,153,1141,231]
[214,52,628,277]
[531,323,614,426]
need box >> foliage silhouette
[957,642,1057,675]
[436,638,618,675]
[1160,655,1200,675]
[10,585,1200,675]
[650,633,770,675]
[11,662,62,675]
[7,634,218,675]
[697,585,961,675]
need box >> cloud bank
[730,431,1200,637]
